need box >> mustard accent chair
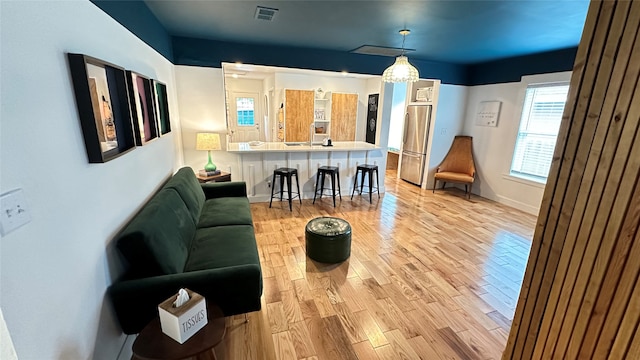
[433,136,476,198]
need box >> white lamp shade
[196,133,221,151]
[382,56,419,83]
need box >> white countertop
[227,141,381,153]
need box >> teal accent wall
[467,48,577,85]
[171,36,469,85]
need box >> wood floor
[214,171,536,360]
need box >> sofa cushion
[117,189,195,277]
[161,167,205,224]
[198,197,254,228]
[184,225,260,272]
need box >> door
[400,151,426,185]
[402,105,431,154]
[230,91,262,142]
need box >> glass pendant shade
[382,56,419,83]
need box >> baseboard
[495,195,540,215]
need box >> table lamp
[196,133,221,172]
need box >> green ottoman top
[306,217,351,237]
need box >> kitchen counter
[227,141,380,153]
[224,141,386,202]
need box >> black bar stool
[351,164,380,203]
[269,167,301,211]
[313,166,341,207]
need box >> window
[510,83,570,182]
[236,97,255,126]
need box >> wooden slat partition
[503,0,640,359]
[285,89,314,142]
[331,93,358,141]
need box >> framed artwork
[67,53,136,163]
[152,80,171,135]
[475,100,501,127]
[126,71,158,145]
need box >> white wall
[175,66,239,176]
[0,1,181,359]
[462,72,572,214]
[424,84,468,189]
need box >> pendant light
[382,29,419,83]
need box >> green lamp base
[204,150,217,172]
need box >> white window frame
[508,72,572,185]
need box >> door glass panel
[236,97,255,126]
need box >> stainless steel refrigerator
[400,104,431,185]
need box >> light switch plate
[1,189,31,236]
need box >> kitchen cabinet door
[285,89,314,142]
[331,93,358,141]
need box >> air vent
[351,45,416,57]
[255,6,278,21]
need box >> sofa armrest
[201,181,247,199]
[108,264,262,334]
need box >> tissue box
[158,289,208,344]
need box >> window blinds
[511,84,570,181]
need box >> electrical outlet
[1,188,31,235]
[267,181,272,188]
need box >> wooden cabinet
[284,89,314,142]
[331,93,358,141]
[285,89,358,142]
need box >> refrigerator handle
[403,113,409,144]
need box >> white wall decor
[475,100,502,127]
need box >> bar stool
[269,167,301,211]
[351,164,380,203]
[313,166,341,207]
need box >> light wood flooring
[213,171,536,360]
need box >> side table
[196,171,231,183]
[132,302,226,360]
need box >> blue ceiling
[143,0,590,65]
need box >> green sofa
[108,167,262,334]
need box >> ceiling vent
[350,45,416,57]
[255,6,278,21]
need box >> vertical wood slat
[503,0,640,359]
[573,27,640,358]
[504,0,604,357]
[533,2,637,357]
[549,3,640,358]
[592,183,640,358]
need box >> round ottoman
[305,217,352,263]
